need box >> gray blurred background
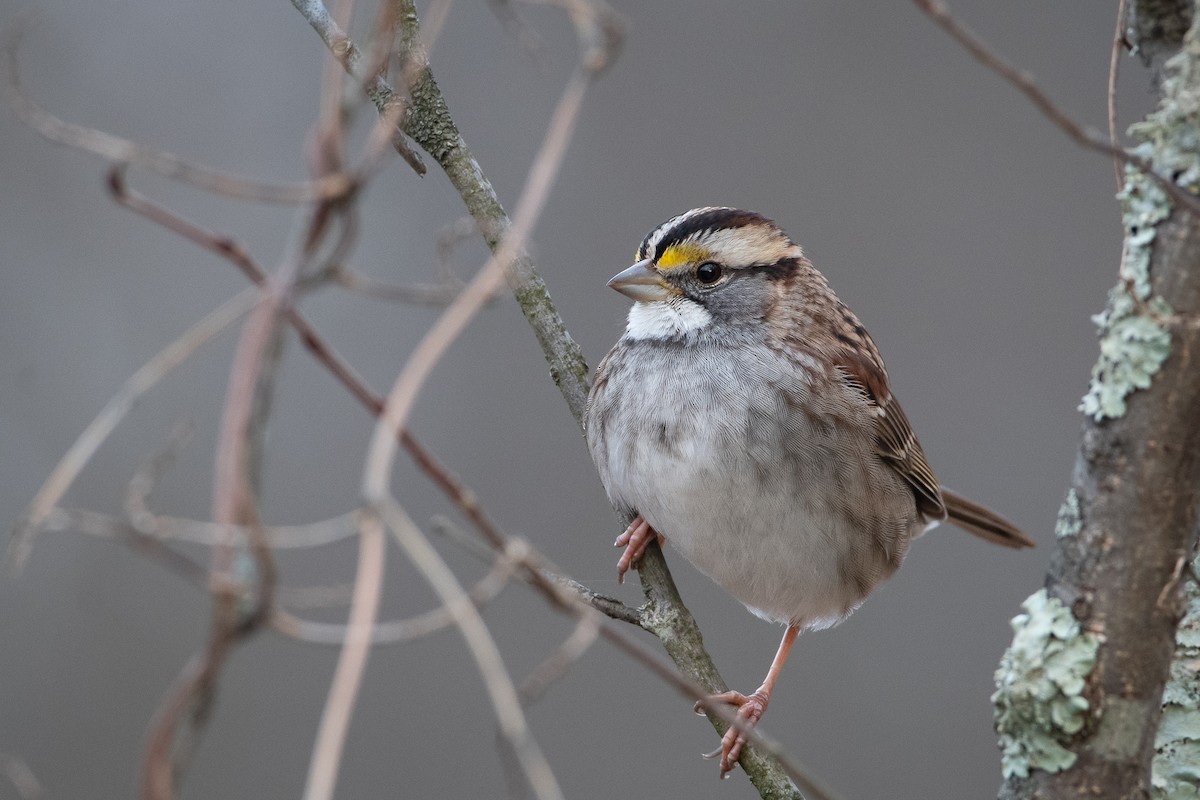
[0,2,1146,798]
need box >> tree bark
[996,5,1200,797]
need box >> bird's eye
[695,262,723,284]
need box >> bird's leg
[696,624,800,778]
[614,514,664,584]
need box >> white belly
[589,340,918,629]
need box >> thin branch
[288,0,426,174]
[2,17,353,204]
[0,753,43,800]
[302,513,386,800]
[362,64,593,494]
[143,63,367,798]
[331,265,470,305]
[124,421,195,527]
[298,3,814,794]
[105,167,525,528]
[429,516,643,626]
[8,288,258,572]
[42,508,211,587]
[353,21,594,796]
[273,538,518,646]
[518,614,601,705]
[45,503,516,648]
[374,497,566,800]
[49,506,363,550]
[329,216,483,306]
[911,0,1200,218]
[295,0,595,421]
[1110,0,1130,192]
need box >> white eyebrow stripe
[699,227,802,268]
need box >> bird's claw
[614,515,664,583]
[695,689,770,778]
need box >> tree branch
[374,5,806,796]
[994,7,1200,796]
[283,1,806,796]
[911,0,1200,220]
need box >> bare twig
[328,216,485,305]
[142,42,371,793]
[1110,0,1131,192]
[374,498,565,800]
[9,289,258,572]
[354,14,598,794]
[911,0,1200,218]
[49,506,363,551]
[125,421,196,530]
[3,17,352,204]
[302,513,386,800]
[44,503,515,649]
[306,3,814,793]
[274,538,518,645]
[0,753,43,800]
[429,516,643,625]
[42,508,211,587]
[362,65,592,491]
[289,0,426,174]
[331,266,469,305]
[518,614,601,705]
[106,167,527,519]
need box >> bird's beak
[607,258,670,302]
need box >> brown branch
[302,513,386,800]
[2,17,353,204]
[1002,201,1200,796]
[0,753,42,800]
[142,81,368,800]
[1111,0,1130,193]
[51,505,363,551]
[292,2,816,795]
[428,516,644,626]
[996,8,1200,797]
[273,536,519,646]
[518,614,601,705]
[330,266,468,305]
[911,0,1200,219]
[8,289,258,572]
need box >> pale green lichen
[993,589,1101,779]
[1152,573,1200,799]
[1054,489,1082,539]
[1077,22,1200,420]
[1079,164,1174,421]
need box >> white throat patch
[623,298,713,341]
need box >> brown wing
[835,350,1034,547]
[834,349,947,522]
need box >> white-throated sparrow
[584,207,1034,778]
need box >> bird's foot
[614,515,664,584]
[695,688,770,779]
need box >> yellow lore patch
[656,243,709,270]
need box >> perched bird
[584,207,1033,778]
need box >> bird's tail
[941,488,1035,549]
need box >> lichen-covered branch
[390,0,592,422]
[1152,558,1200,798]
[995,7,1200,798]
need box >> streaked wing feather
[834,352,947,521]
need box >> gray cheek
[702,275,775,321]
